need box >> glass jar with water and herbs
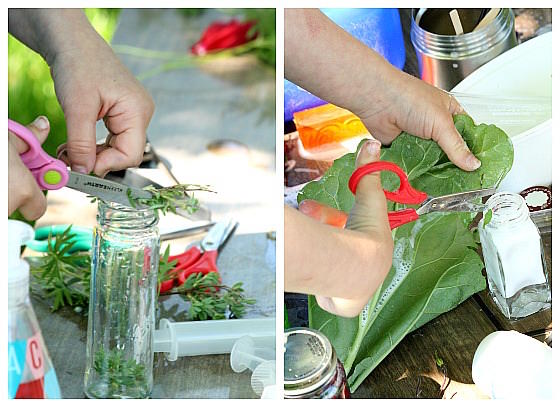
[84,201,159,398]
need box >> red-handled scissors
[159,219,237,293]
[348,161,495,230]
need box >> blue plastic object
[284,8,406,122]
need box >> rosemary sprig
[29,226,91,311]
[163,272,256,320]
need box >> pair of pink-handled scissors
[9,119,69,190]
[8,118,152,206]
[348,161,495,230]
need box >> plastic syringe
[153,317,275,361]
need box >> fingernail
[72,165,88,174]
[32,116,49,130]
[468,155,481,170]
[366,139,381,155]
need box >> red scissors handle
[348,161,427,230]
[176,250,219,287]
[8,119,69,190]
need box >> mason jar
[410,8,517,90]
[284,328,350,399]
[478,192,551,319]
[84,201,160,398]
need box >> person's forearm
[284,206,388,300]
[9,9,103,66]
[284,8,402,117]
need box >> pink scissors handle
[348,161,427,229]
[8,119,69,190]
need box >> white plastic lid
[8,220,35,304]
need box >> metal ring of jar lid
[520,186,552,212]
[284,327,338,396]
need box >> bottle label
[8,333,61,399]
[8,339,27,398]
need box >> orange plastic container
[293,104,371,160]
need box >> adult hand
[8,116,50,220]
[298,140,393,317]
[52,31,154,177]
[354,69,480,172]
[285,8,480,172]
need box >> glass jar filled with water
[478,192,550,319]
[84,201,159,398]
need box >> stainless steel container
[411,8,517,90]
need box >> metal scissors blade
[67,172,152,208]
[200,219,237,251]
[417,188,496,215]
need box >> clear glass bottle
[478,192,551,319]
[284,328,350,399]
[84,202,160,398]
[8,220,61,399]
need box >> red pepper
[191,19,257,55]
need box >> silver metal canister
[410,8,517,90]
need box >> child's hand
[297,140,393,317]
[8,116,50,220]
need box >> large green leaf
[299,114,514,392]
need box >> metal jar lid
[284,327,338,396]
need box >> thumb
[64,102,98,174]
[346,139,390,234]
[432,115,481,172]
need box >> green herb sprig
[29,226,91,311]
[127,184,214,216]
[91,348,148,397]
[161,271,256,320]
[90,183,214,216]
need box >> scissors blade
[67,172,152,208]
[201,219,237,251]
[417,188,496,215]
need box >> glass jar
[478,192,551,319]
[84,201,160,398]
[284,328,350,399]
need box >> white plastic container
[452,32,552,193]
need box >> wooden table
[33,9,276,399]
[284,8,552,399]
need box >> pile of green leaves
[297,114,514,392]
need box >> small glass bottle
[8,220,61,399]
[84,202,160,398]
[478,192,551,319]
[284,327,350,399]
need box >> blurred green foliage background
[8,9,121,157]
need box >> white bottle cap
[8,220,35,305]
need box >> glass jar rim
[485,192,529,226]
[97,200,158,229]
